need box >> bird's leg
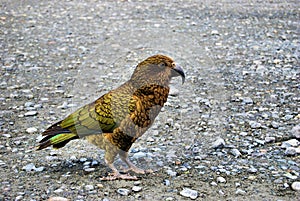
[119,151,146,174]
[100,150,138,181]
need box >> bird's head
[131,54,185,86]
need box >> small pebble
[85,185,94,191]
[269,121,279,128]
[91,160,99,166]
[132,186,142,192]
[230,148,242,157]
[26,127,38,134]
[283,172,298,180]
[48,197,70,201]
[291,124,300,138]
[281,139,299,148]
[117,188,130,196]
[24,101,35,107]
[166,169,177,176]
[2,134,11,138]
[15,195,23,201]
[53,188,64,193]
[291,182,300,191]
[132,152,146,159]
[249,121,262,129]
[164,179,170,186]
[22,163,36,172]
[211,30,219,35]
[217,176,226,183]
[180,188,198,200]
[211,138,225,149]
[210,181,217,186]
[248,166,258,173]
[79,158,87,162]
[242,97,253,104]
[284,147,300,156]
[84,168,95,172]
[24,111,37,116]
[235,188,246,195]
[265,136,275,143]
[169,87,180,96]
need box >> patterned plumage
[37,54,185,180]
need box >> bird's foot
[122,166,145,174]
[100,172,138,181]
[122,167,153,174]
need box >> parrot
[37,54,185,180]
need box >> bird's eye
[159,62,166,68]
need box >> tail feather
[37,122,79,150]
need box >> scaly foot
[100,172,138,181]
[122,166,145,174]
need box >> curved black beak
[173,64,185,84]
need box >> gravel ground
[1,0,299,200]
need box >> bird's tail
[37,122,79,150]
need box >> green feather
[50,133,77,145]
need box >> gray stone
[230,148,242,157]
[291,124,300,138]
[85,185,94,191]
[285,147,300,156]
[132,152,146,159]
[242,97,253,104]
[24,102,35,107]
[249,121,262,129]
[281,139,299,148]
[270,121,279,128]
[265,136,275,143]
[211,138,225,149]
[166,169,177,176]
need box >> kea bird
[37,54,185,180]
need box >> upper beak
[173,64,185,84]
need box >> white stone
[211,138,225,149]
[132,152,146,159]
[24,111,37,116]
[85,185,94,191]
[291,124,300,138]
[180,188,198,199]
[217,176,226,183]
[132,186,142,192]
[235,188,246,195]
[117,188,130,196]
[26,127,38,133]
[281,139,299,148]
[291,182,300,191]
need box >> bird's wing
[59,92,118,138]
